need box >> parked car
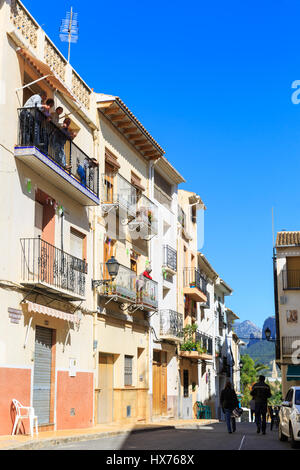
[279,386,300,448]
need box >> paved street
[41,422,298,451]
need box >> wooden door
[97,354,114,424]
[161,352,168,415]
[152,351,167,416]
[152,359,161,416]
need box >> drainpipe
[273,247,281,364]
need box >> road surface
[42,422,298,451]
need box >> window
[70,228,86,261]
[154,170,172,197]
[183,370,189,398]
[124,355,133,386]
[130,250,139,273]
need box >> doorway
[97,353,114,424]
[152,351,167,417]
[32,326,54,426]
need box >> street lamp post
[92,256,120,288]
[265,327,276,342]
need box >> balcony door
[34,192,55,285]
[104,163,115,203]
[103,237,116,279]
[35,190,55,246]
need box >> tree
[240,355,269,407]
[266,379,282,406]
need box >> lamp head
[106,256,120,280]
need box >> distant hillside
[234,317,277,376]
[234,320,261,346]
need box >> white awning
[24,301,79,324]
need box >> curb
[4,425,176,450]
[4,421,218,450]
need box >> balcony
[162,245,177,274]
[129,194,158,239]
[282,270,300,290]
[136,276,158,310]
[98,263,137,303]
[20,237,87,301]
[195,331,213,357]
[15,108,99,206]
[159,309,183,342]
[183,268,207,302]
[101,173,137,220]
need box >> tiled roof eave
[97,95,164,159]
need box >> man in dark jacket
[220,381,239,433]
[250,375,272,435]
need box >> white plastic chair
[12,399,38,437]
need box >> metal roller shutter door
[33,326,52,425]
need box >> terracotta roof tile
[276,231,300,247]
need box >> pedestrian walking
[220,381,239,434]
[250,399,255,422]
[250,375,272,435]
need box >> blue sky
[25,0,300,328]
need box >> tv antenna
[59,7,79,63]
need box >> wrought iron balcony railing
[134,194,158,236]
[162,245,177,273]
[195,331,213,355]
[281,336,298,356]
[202,291,210,309]
[98,263,137,303]
[101,173,137,216]
[136,275,158,309]
[17,107,99,197]
[160,309,183,340]
[183,268,208,296]
[282,270,300,290]
[20,237,87,299]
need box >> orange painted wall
[0,367,31,435]
[56,371,94,430]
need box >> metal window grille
[124,355,133,386]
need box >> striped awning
[24,301,78,324]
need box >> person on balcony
[40,99,55,153]
[50,106,64,126]
[20,91,48,146]
[52,118,74,170]
[143,264,152,280]
[76,157,98,188]
[220,381,239,434]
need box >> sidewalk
[0,418,218,450]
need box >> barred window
[124,355,133,386]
